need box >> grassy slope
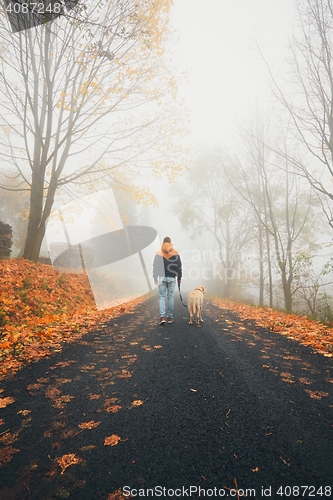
[0,259,145,379]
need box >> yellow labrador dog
[188,286,206,325]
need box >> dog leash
[178,280,187,307]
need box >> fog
[2,0,333,319]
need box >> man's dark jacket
[153,241,182,281]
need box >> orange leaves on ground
[45,387,61,399]
[107,488,130,500]
[304,390,329,399]
[298,377,311,385]
[89,393,101,400]
[105,397,122,413]
[0,396,15,408]
[128,398,148,409]
[78,420,100,430]
[53,395,74,409]
[106,405,122,413]
[0,259,146,379]
[131,399,144,406]
[0,445,20,466]
[0,342,11,350]
[212,298,333,357]
[104,434,122,446]
[56,453,81,474]
[117,369,132,378]
[0,431,19,445]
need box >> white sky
[133,0,299,254]
[168,0,296,148]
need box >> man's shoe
[159,317,166,324]
[167,318,173,324]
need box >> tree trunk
[282,278,293,312]
[23,168,44,261]
[23,174,57,262]
[258,218,264,306]
[266,226,273,308]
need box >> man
[153,236,182,324]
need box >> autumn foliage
[0,259,144,379]
[212,297,333,357]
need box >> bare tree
[293,252,333,318]
[0,0,187,261]
[174,154,252,298]
[227,117,319,312]
[266,0,333,227]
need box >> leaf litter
[213,298,333,357]
[0,259,146,379]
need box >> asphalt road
[0,293,332,500]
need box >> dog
[188,286,206,325]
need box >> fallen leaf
[78,420,100,430]
[0,446,20,465]
[304,390,329,399]
[56,453,81,474]
[107,488,128,500]
[89,394,101,400]
[106,405,122,413]
[0,397,15,408]
[17,409,31,416]
[117,370,132,378]
[131,400,144,407]
[104,434,121,446]
[0,432,19,445]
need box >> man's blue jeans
[158,277,176,318]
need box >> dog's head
[195,286,206,294]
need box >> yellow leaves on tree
[136,0,173,48]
